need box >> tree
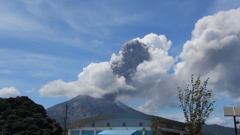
[178,75,215,135]
[0,96,63,135]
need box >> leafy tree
[178,75,215,135]
[0,96,63,135]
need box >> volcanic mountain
[46,95,239,135]
[46,95,143,125]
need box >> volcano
[46,95,143,125]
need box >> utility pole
[63,102,68,135]
[234,116,238,135]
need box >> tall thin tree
[178,75,215,135]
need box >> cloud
[39,8,240,114]
[0,87,20,98]
[111,39,150,84]
[126,34,176,110]
[137,33,172,52]
[39,62,135,98]
[0,69,14,75]
[0,1,83,46]
[207,0,240,14]
[0,48,79,79]
[39,33,176,113]
[206,117,226,125]
[26,87,36,93]
[0,1,47,38]
[0,1,147,46]
[176,8,240,99]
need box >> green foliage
[0,96,62,135]
[178,75,215,135]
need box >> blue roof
[98,130,141,135]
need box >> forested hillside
[0,96,62,135]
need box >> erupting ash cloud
[39,8,240,114]
[111,40,150,84]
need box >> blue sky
[1,0,240,127]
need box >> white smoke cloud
[127,34,176,111]
[0,86,20,98]
[136,33,172,51]
[39,8,240,114]
[176,8,240,99]
[39,32,176,113]
[39,62,134,98]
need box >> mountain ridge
[46,95,143,125]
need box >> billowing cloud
[111,34,176,112]
[39,33,175,113]
[175,8,240,99]
[39,8,240,114]
[0,86,20,98]
[39,62,134,98]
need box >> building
[67,113,188,135]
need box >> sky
[1,0,240,128]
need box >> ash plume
[111,40,150,84]
[39,8,240,115]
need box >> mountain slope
[46,95,143,125]
[202,124,240,135]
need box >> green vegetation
[0,96,62,135]
[178,75,215,135]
